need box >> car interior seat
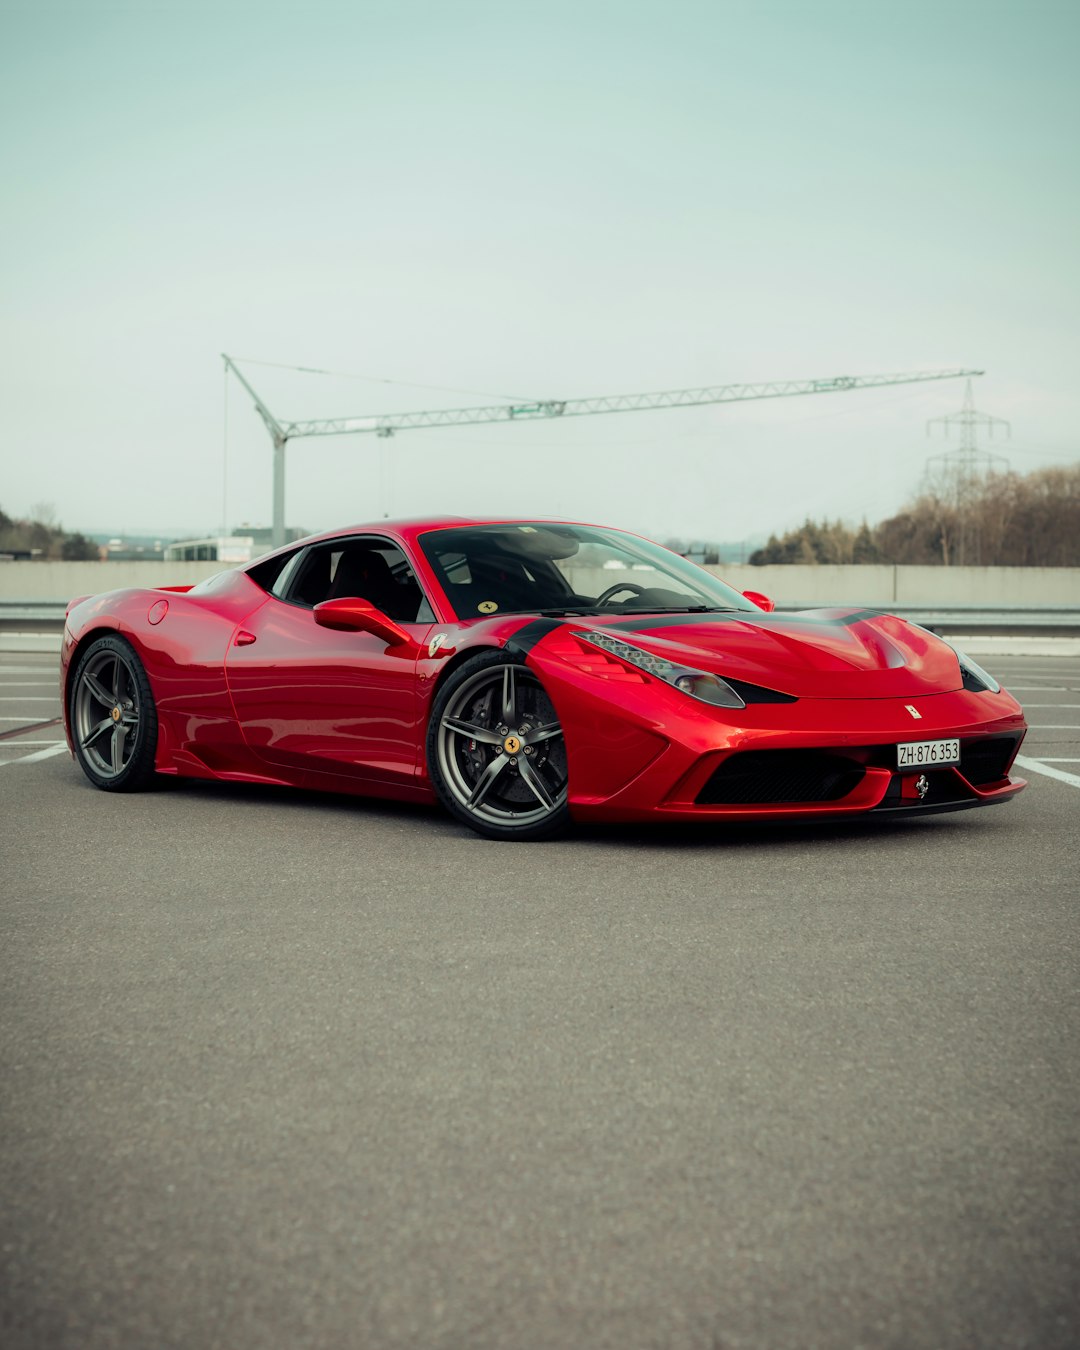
[328,549,422,621]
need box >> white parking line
[0,666,56,675]
[1023,725,1080,731]
[1018,703,1080,708]
[1037,758,1080,763]
[1015,756,1080,789]
[0,696,61,702]
[1006,686,1069,692]
[1,743,69,765]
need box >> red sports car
[61,517,1027,839]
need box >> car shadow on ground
[150,771,1028,853]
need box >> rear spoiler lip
[65,582,195,620]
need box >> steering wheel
[596,582,647,607]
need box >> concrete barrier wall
[559,564,1080,609]
[703,564,1080,608]
[2,559,1079,608]
[0,561,226,603]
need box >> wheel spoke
[501,664,517,724]
[436,659,568,832]
[442,716,502,746]
[84,673,115,708]
[467,753,510,808]
[111,724,128,774]
[518,755,556,810]
[529,721,563,744]
[82,716,113,750]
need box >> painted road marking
[0,717,63,742]
[0,666,56,675]
[0,696,61,702]
[1015,756,1080,789]
[4,743,70,765]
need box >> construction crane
[221,355,984,548]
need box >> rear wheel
[70,635,158,791]
[428,650,569,840]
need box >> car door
[225,536,435,792]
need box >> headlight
[911,624,1001,694]
[574,630,746,708]
[953,647,1001,694]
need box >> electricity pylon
[222,356,984,548]
[925,377,1011,474]
[923,378,1011,565]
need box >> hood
[577,608,963,699]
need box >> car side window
[246,547,303,596]
[284,539,434,623]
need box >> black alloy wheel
[70,635,159,791]
[428,650,569,840]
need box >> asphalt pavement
[2,653,1078,1350]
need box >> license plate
[897,738,960,768]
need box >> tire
[427,649,570,841]
[69,635,159,792]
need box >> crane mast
[221,356,984,548]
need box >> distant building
[163,526,306,564]
[164,535,256,563]
[102,540,166,562]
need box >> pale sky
[2,0,1078,545]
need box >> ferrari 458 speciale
[62,517,1027,839]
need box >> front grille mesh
[697,750,865,805]
[959,734,1022,786]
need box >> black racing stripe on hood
[602,608,885,632]
[505,617,565,655]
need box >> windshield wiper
[537,605,607,616]
[530,604,742,618]
[613,605,740,614]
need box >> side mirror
[314,597,420,654]
[743,590,775,613]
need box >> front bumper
[540,662,1028,824]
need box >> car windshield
[417,523,758,621]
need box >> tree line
[749,464,1080,567]
[0,505,99,560]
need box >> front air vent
[960,734,1022,786]
[723,678,798,705]
[697,750,864,805]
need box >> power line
[226,355,526,403]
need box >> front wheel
[427,650,569,840]
[70,635,159,791]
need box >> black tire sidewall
[70,634,159,792]
[426,649,570,841]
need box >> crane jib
[220,356,985,547]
